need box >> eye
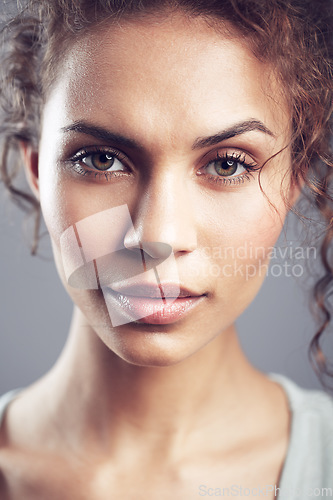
[204,154,247,178]
[197,151,260,188]
[81,152,126,172]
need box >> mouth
[103,283,207,325]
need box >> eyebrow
[61,118,275,151]
[61,122,141,150]
[192,119,275,149]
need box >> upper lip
[108,283,205,299]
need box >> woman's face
[33,13,297,366]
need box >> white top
[269,373,333,497]
[0,374,332,498]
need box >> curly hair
[0,0,332,385]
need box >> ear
[20,141,40,201]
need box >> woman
[0,0,332,498]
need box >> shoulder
[270,373,333,420]
[291,381,333,451]
[0,469,8,500]
[0,389,23,427]
[269,372,333,410]
[0,389,23,498]
[0,389,23,449]
[269,373,333,436]
[0,389,26,487]
[0,387,49,499]
[269,373,333,486]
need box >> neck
[38,307,265,460]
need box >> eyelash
[199,151,260,187]
[68,147,260,186]
[69,146,130,181]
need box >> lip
[110,282,202,299]
[105,283,206,325]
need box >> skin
[0,12,300,499]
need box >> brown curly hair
[0,0,332,385]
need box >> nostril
[139,241,173,260]
[123,240,173,269]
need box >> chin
[95,320,205,368]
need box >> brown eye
[213,159,238,177]
[80,152,127,172]
[90,153,115,171]
[199,151,259,187]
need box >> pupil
[100,154,110,163]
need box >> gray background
[0,0,326,394]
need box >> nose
[124,173,198,258]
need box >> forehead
[43,13,290,150]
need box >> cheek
[39,172,149,321]
[200,186,288,313]
[201,183,287,251]
[39,168,132,252]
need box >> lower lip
[111,293,205,325]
